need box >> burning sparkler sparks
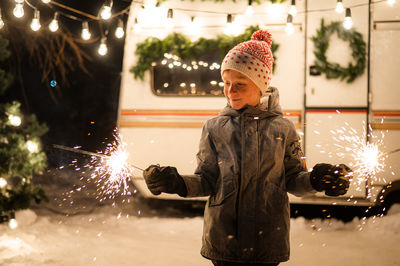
[331,122,387,187]
[54,129,142,202]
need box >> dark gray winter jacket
[181,87,315,263]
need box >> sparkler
[331,122,399,193]
[53,130,143,201]
[53,144,144,171]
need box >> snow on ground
[1,204,400,266]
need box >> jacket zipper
[235,114,246,239]
[256,118,260,181]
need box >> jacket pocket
[209,165,236,207]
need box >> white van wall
[119,0,400,202]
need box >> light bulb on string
[100,0,113,20]
[81,21,91,40]
[98,37,108,56]
[185,16,201,39]
[30,9,41,31]
[49,12,59,32]
[145,0,159,9]
[0,9,4,29]
[115,19,124,38]
[166,8,174,29]
[246,0,254,16]
[224,14,234,35]
[335,0,344,13]
[288,0,297,16]
[9,218,18,229]
[13,3,24,18]
[42,0,51,3]
[8,114,22,126]
[285,14,295,35]
[0,177,7,188]
[343,8,353,30]
[387,0,396,5]
[133,18,141,33]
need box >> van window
[152,52,224,97]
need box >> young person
[143,29,351,266]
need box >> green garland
[131,26,279,80]
[311,19,366,83]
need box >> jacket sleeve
[180,121,219,197]
[284,122,316,197]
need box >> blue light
[50,80,57,87]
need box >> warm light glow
[0,177,7,188]
[0,15,4,30]
[145,0,158,9]
[387,0,396,5]
[49,13,59,32]
[100,4,112,20]
[267,4,285,20]
[115,19,124,38]
[343,17,353,30]
[42,0,51,3]
[224,14,241,35]
[14,0,24,3]
[286,14,294,35]
[81,21,91,40]
[288,0,297,16]
[166,8,174,29]
[115,27,124,38]
[133,18,141,33]
[13,3,24,18]
[9,114,22,126]
[343,8,353,30]
[98,38,108,56]
[246,4,254,16]
[335,0,344,13]
[185,17,201,39]
[27,140,39,153]
[285,22,294,35]
[30,10,41,32]
[9,218,18,229]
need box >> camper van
[118,0,400,211]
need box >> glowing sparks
[91,133,133,201]
[353,142,384,177]
[55,129,138,203]
[329,123,387,188]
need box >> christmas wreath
[311,19,366,83]
[131,25,279,80]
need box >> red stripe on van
[306,109,367,114]
[120,110,302,117]
[373,111,400,117]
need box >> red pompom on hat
[221,29,274,97]
[251,29,273,47]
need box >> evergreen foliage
[311,19,366,83]
[0,35,48,217]
[131,26,279,80]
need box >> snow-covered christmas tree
[0,35,48,226]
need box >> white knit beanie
[221,29,274,108]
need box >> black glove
[143,165,187,197]
[310,163,352,196]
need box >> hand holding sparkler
[143,165,187,197]
[310,163,352,196]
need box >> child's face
[222,69,261,110]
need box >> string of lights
[0,0,397,56]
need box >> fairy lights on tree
[0,35,48,227]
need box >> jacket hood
[220,87,283,117]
